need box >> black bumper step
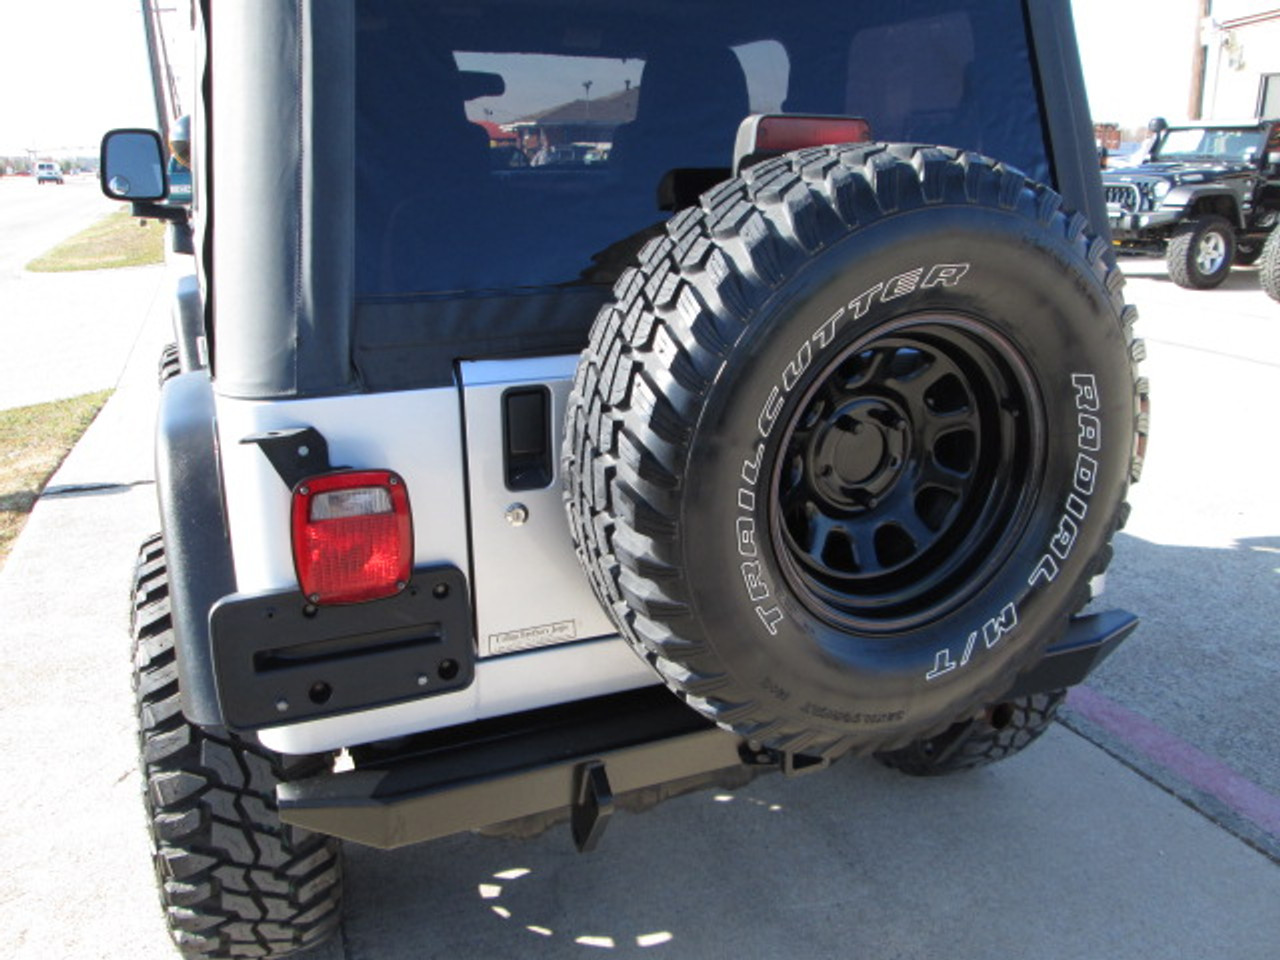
[278,610,1138,851]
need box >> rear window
[355,0,1048,297]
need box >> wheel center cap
[811,399,910,508]
[832,426,885,484]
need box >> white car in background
[35,161,63,184]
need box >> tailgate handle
[503,386,552,490]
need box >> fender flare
[155,371,236,726]
[1163,185,1242,227]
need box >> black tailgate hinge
[241,426,335,490]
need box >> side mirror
[1268,151,1280,168]
[100,128,168,201]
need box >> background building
[1197,3,1280,118]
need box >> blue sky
[0,0,1200,156]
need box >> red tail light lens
[734,114,873,174]
[291,470,412,605]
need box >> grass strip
[0,390,112,568]
[26,209,164,272]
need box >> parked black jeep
[101,1,1147,957]
[1103,118,1280,288]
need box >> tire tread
[1260,228,1280,302]
[131,538,342,959]
[1167,214,1234,289]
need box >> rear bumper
[280,686,752,851]
[278,609,1138,850]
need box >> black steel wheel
[565,144,1146,759]
[773,319,1041,631]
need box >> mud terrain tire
[132,534,342,958]
[158,342,181,386]
[875,690,1066,775]
[1261,228,1280,302]
[564,144,1145,759]
[1234,239,1264,266]
[1167,214,1235,289]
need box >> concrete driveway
[0,242,1275,959]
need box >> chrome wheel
[1196,230,1227,275]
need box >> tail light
[733,114,873,174]
[291,470,412,605]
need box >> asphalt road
[0,185,1275,959]
[0,176,165,409]
[0,175,118,278]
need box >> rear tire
[875,690,1065,776]
[132,535,343,959]
[1260,229,1280,303]
[1234,239,1264,266]
[157,342,181,387]
[1167,214,1234,289]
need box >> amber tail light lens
[291,470,412,605]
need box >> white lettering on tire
[928,373,1102,681]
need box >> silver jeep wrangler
[102,1,1147,955]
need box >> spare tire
[564,144,1146,760]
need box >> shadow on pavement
[1117,254,1266,293]
[1067,531,1280,862]
[334,726,1280,960]
[323,528,1280,959]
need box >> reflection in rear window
[355,0,1048,297]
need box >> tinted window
[1158,127,1266,163]
[355,0,1048,297]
